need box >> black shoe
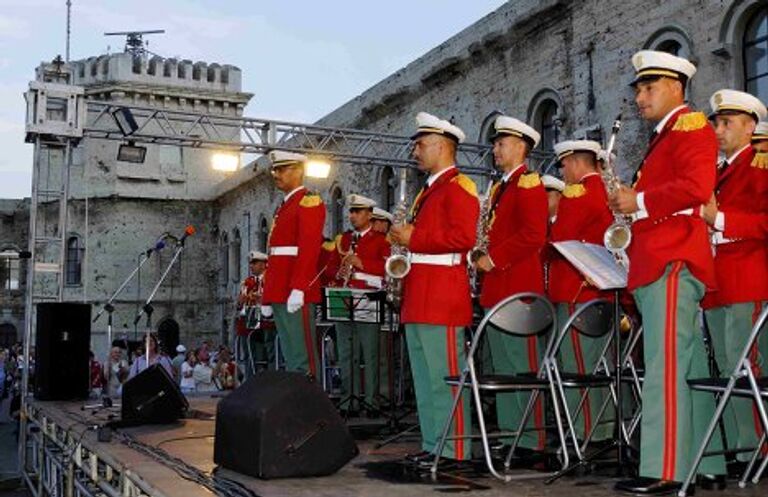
[696,474,726,491]
[615,477,692,495]
[726,460,749,479]
[404,450,432,463]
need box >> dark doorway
[0,322,17,348]
[157,318,180,356]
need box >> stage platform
[21,395,766,497]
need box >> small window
[219,233,229,287]
[230,229,242,283]
[1,257,20,291]
[380,167,395,212]
[744,9,768,102]
[65,236,83,286]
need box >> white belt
[674,208,694,216]
[352,272,383,289]
[633,207,695,223]
[269,246,298,256]
[711,232,738,246]
[410,252,463,266]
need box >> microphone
[145,233,169,257]
[177,225,196,245]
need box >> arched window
[644,26,693,59]
[380,167,396,211]
[65,236,83,286]
[531,99,561,154]
[744,9,768,102]
[330,186,344,235]
[258,216,269,253]
[230,229,242,283]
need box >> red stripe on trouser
[527,336,545,450]
[447,326,464,460]
[662,262,683,481]
[301,306,316,377]
[569,303,592,437]
[749,301,766,453]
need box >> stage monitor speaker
[121,363,188,424]
[214,371,358,479]
[34,302,92,400]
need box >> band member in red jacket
[389,112,478,465]
[474,115,549,455]
[611,50,726,493]
[326,194,390,415]
[236,250,275,376]
[261,151,325,377]
[549,139,615,443]
[701,89,768,473]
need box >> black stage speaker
[214,371,358,479]
[121,363,188,424]
[35,303,91,400]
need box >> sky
[0,0,507,198]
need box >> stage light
[305,159,331,179]
[112,107,139,136]
[212,153,239,172]
[117,143,147,163]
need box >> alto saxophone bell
[604,222,632,252]
[385,254,411,279]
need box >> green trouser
[705,302,767,462]
[336,321,380,408]
[634,262,726,481]
[556,303,614,442]
[405,323,472,460]
[273,304,320,377]
[486,318,545,449]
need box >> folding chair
[547,299,617,461]
[679,305,768,496]
[431,292,565,481]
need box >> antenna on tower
[65,0,72,62]
[103,30,165,57]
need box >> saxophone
[468,179,495,295]
[384,168,412,306]
[335,235,358,287]
[601,114,632,265]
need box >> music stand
[546,241,634,481]
[322,287,385,418]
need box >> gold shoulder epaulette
[322,239,337,251]
[562,183,586,198]
[672,112,707,132]
[453,174,478,197]
[751,152,768,169]
[299,192,323,208]
[518,172,541,189]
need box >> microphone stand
[93,239,165,402]
[134,234,191,370]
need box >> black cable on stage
[116,431,259,497]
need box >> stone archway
[157,318,180,356]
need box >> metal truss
[84,101,551,174]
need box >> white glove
[286,289,304,314]
[260,305,273,318]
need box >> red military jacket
[702,147,768,308]
[326,228,390,289]
[479,164,548,308]
[628,107,717,291]
[262,187,326,304]
[401,167,479,326]
[548,173,615,303]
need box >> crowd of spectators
[87,335,239,398]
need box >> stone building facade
[2,0,766,355]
